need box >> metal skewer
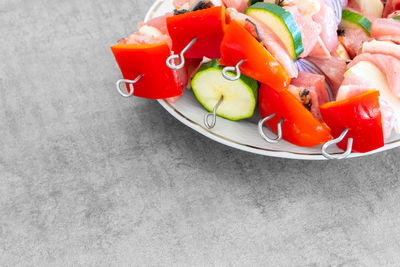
[116,75,143,97]
[245,18,262,43]
[221,19,260,82]
[166,37,198,70]
[222,59,245,81]
[322,128,353,160]
[258,114,284,144]
[204,96,224,129]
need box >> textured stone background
[1,0,400,266]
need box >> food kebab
[111,0,400,159]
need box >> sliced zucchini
[340,9,372,36]
[245,2,304,59]
[394,15,400,21]
[191,60,258,121]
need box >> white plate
[145,0,400,160]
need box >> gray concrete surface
[1,0,400,266]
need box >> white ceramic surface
[145,0,400,160]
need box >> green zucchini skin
[191,60,259,121]
[246,2,304,59]
[340,9,372,35]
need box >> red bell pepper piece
[259,83,332,147]
[219,20,290,91]
[167,6,226,59]
[320,90,384,153]
[111,43,183,99]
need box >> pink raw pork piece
[309,37,331,58]
[120,24,172,48]
[173,0,190,9]
[362,40,400,61]
[284,5,322,58]
[371,18,400,44]
[307,56,347,96]
[312,0,339,52]
[289,72,330,121]
[338,28,371,58]
[223,0,248,13]
[139,13,173,35]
